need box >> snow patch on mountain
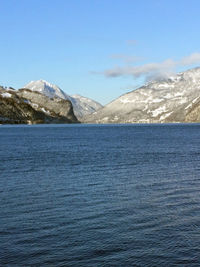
[1,92,12,98]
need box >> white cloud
[103,59,176,78]
[99,52,200,81]
[180,53,200,65]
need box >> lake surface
[1,124,200,266]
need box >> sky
[1,0,200,105]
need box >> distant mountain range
[1,67,200,124]
[23,80,103,118]
[84,67,200,123]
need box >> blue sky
[1,0,200,104]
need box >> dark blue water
[1,124,200,266]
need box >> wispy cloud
[97,52,200,81]
[180,53,200,65]
[104,59,176,78]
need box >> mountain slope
[84,67,200,123]
[0,87,79,124]
[23,80,103,118]
[70,94,103,118]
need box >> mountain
[23,80,103,118]
[84,67,200,123]
[23,80,70,99]
[0,87,79,124]
[70,94,103,118]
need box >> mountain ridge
[84,67,200,123]
[1,67,200,124]
[23,80,103,118]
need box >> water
[1,124,200,266]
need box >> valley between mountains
[1,67,200,124]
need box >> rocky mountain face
[0,87,79,124]
[23,80,103,118]
[70,94,103,118]
[84,67,200,123]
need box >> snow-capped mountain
[84,67,200,123]
[24,80,70,99]
[23,80,103,118]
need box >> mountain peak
[23,80,69,100]
[23,80,103,118]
